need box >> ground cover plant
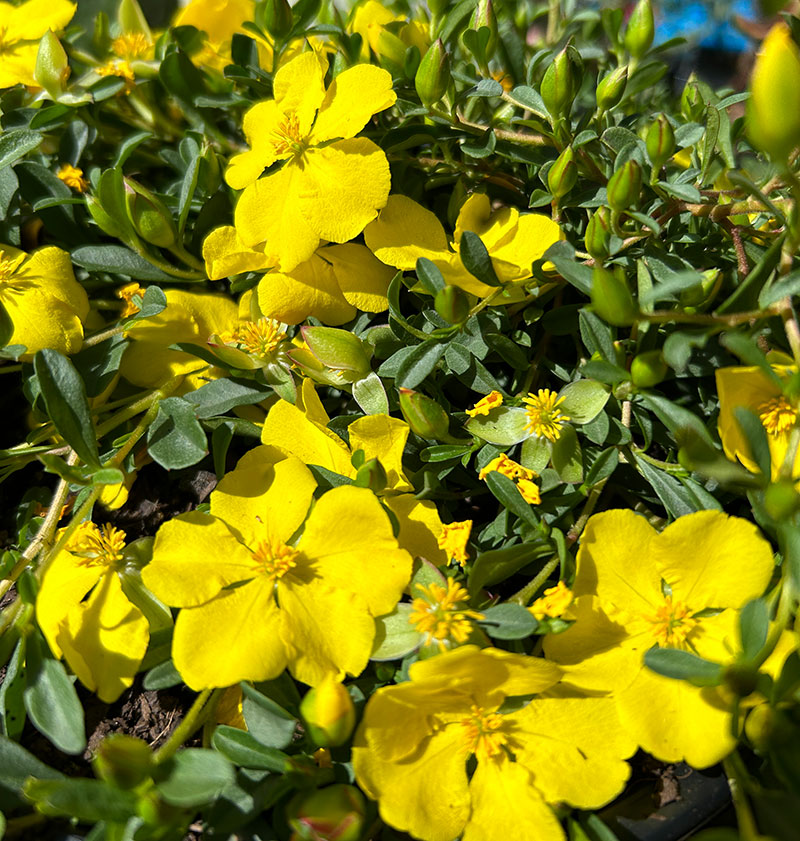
[1,0,800,838]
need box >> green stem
[723,752,761,841]
[566,477,608,545]
[153,688,223,764]
[168,243,206,273]
[509,554,560,605]
[0,364,22,375]
[82,323,127,349]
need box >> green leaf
[352,371,389,415]
[72,334,129,398]
[579,309,616,362]
[468,541,550,596]
[211,726,290,773]
[644,647,723,686]
[394,340,446,389]
[33,348,100,468]
[484,471,538,527]
[183,378,272,418]
[557,380,610,424]
[459,231,501,287]
[739,598,769,662]
[22,778,138,822]
[634,455,696,518]
[71,245,173,281]
[415,257,445,294]
[461,127,497,159]
[0,129,42,171]
[142,659,182,691]
[211,422,235,480]
[421,444,475,462]
[240,684,297,750]
[520,434,551,472]
[371,603,424,660]
[551,424,583,483]
[466,407,529,446]
[506,85,549,118]
[126,286,168,322]
[479,603,538,639]
[700,103,720,184]
[733,407,771,478]
[0,639,26,741]
[0,735,63,812]
[23,630,86,755]
[178,154,201,235]
[759,269,800,309]
[155,748,236,807]
[147,397,207,470]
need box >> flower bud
[584,207,611,260]
[646,114,675,172]
[415,39,449,107]
[300,677,356,748]
[398,387,450,439]
[541,44,582,120]
[354,457,388,493]
[596,65,628,111]
[301,327,372,379]
[34,30,70,100]
[434,284,470,324]
[680,74,705,122]
[125,179,177,248]
[765,479,800,520]
[264,0,293,39]
[468,0,498,60]
[591,265,637,326]
[548,146,578,199]
[630,350,668,388]
[118,0,151,38]
[623,0,654,59]
[287,784,366,841]
[745,705,792,752]
[606,160,642,212]
[747,23,800,163]
[198,144,222,194]
[93,734,153,790]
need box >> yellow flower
[348,0,429,63]
[545,509,775,768]
[529,581,573,621]
[409,578,483,649]
[365,192,562,298]
[0,243,89,359]
[479,453,541,504]
[437,520,472,567]
[96,59,136,85]
[173,0,254,72]
[227,51,396,271]
[716,364,800,480]
[111,31,152,60]
[142,448,412,688]
[352,646,635,841]
[116,282,144,318]
[36,523,151,702]
[522,388,570,442]
[0,0,75,88]
[57,164,88,193]
[466,390,503,418]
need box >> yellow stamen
[97,59,136,84]
[0,253,25,284]
[271,111,305,156]
[116,282,144,317]
[437,520,472,567]
[250,538,299,582]
[460,705,507,759]
[57,164,89,193]
[409,579,483,649]
[223,318,287,360]
[67,523,127,568]
[111,32,151,59]
[522,388,570,442]
[529,580,573,621]
[644,596,698,647]
[466,390,503,418]
[758,396,798,436]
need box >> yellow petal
[655,511,774,609]
[348,413,411,491]
[0,42,40,87]
[225,101,289,190]
[202,225,274,279]
[310,64,396,143]
[364,194,450,270]
[0,287,85,359]
[490,211,562,273]
[463,756,564,841]
[172,578,286,689]
[273,50,326,128]
[299,139,391,243]
[453,193,519,251]
[23,246,89,319]
[298,485,412,616]
[57,572,149,703]
[257,255,356,325]
[617,666,736,768]
[174,0,254,42]
[690,608,739,664]
[8,0,75,39]
[322,243,394,312]
[382,494,447,564]
[143,512,256,607]
[296,375,331,425]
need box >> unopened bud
[125,179,177,248]
[434,284,470,324]
[541,44,582,120]
[585,207,611,260]
[680,74,705,121]
[264,0,293,39]
[745,705,792,752]
[34,30,70,99]
[646,114,675,171]
[606,160,642,212]
[765,480,800,520]
[630,350,668,388]
[468,0,498,60]
[301,326,372,379]
[548,146,578,199]
[415,39,449,107]
[118,0,151,38]
[596,65,628,111]
[354,457,388,493]
[287,784,366,841]
[398,387,450,439]
[623,0,654,59]
[300,677,356,748]
[93,734,153,790]
[591,265,637,326]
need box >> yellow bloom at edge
[173,0,253,72]
[0,0,75,88]
[437,520,472,567]
[545,509,775,768]
[716,363,800,480]
[348,0,429,64]
[57,164,88,193]
[529,580,573,621]
[365,192,562,298]
[479,453,541,504]
[142,448,413,688]
[409,578,483,649]
[0,243,89,360]
[227,51,396,272]
[37,523,150,702]
[466,390,503,418]
[352,645,636,841]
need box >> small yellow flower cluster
[479,452,541,504]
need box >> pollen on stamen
[67,522,127,568]
[409,579,483,650]
[758,395,798,436]
[522,388,570,442]
[459,705,507,759]
[250,538,299,582]
[228,318,287,360]
[644,596,698,647]
[111,32,151,60]
[271,111,305,156]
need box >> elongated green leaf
[147,397,207,470]
[371,603,423,660]
[0,735,63,808]
[734,407,771,478]
[71,245,173,281]
[479,603,538,639]
[468,540,550,596]
[484,471,538,527]
[739,599,769,662]
[240,684,297,749]
[644,647,723,686]
[156,748,235,807]
[23,779,138,822]
[0,129,42,171]
[634,455,696,518]
[394,340,446,389]
[416,257,445,294]
[459,231,500,287]
[211,726,290,773]
[183,378,272,419]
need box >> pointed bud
[354,457,388,493]
[541,44,582,120]
[300,678,356,748]
[434,284,470,324]
[376,28,409,68]
[591,265,637,326]
[680,74,705,121]
[415,39,450,107]
[287,785,366,841]
[596,65,628,111]
[301,327,372,379]
[469,0,498,60]
[646,114,675,172]
[630,350,668,388]
[34,31,71,100]
[606,160,642,211]
[93,734,153,790]
[125,179,177,248]
[623,0,654,59]
[747,23,800,163]
[264,0,293,39]
[584,207,611,260]
[118,0,152,38]
[548,146,578,199]
[398,387,450,439]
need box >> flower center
[522,389,570,442]
[222,318,287,360]
[67,523,127,569]
[644,596,697,647]
[112,32,151,59]
[0,254,23,283]
[758,396,798,436]
[250,538,299,582]
[271,111,306,156]
[97,59,136,84]
[459,705,507,760]
[409,579,483,649]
